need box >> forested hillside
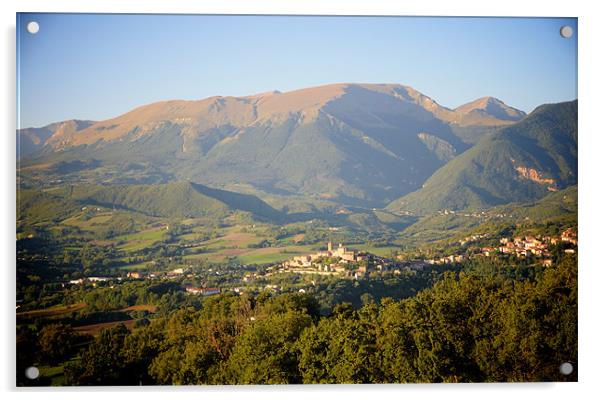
[18,255,576,385]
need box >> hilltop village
[280,242,371,277]
[240,241,421,283]
[425,227,577,266]
[243,228,578,287]
[61,228,578,299]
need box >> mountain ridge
[18,181,284,223]
[18,83,532,208]
[387,100,577,214]
[19,83,524,151]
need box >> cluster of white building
[284,242,367,269]
[276,242,372,279]
[426,254,466,265]
[428,228,577,267]
[184,286,221,296]
[458,233,490,246]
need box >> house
[524,237,542,249]
[499,246,513,254]
[291,255,312,267]
[561,228,578,245]
[185,286,221,296]
[88,277,109,282]
[198,287,221,296]
[185,286,202,295]
[166,268,185,278]
[127,272,142,279]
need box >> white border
[2,1,600,400]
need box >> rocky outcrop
[515,166,557,191]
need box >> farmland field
[115,228,168,251]
[17,303,87,319]
[73,319,139,336]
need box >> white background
[1,1,600,399]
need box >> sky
[17,14,577,128]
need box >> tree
[226,311,312,384]
[60,257,577,385]
[479,255,577,381]
[374,299,420,382]
[122,319,166,384]
[297,304,380,383]
[65,324,130,385]
[37,323,82,365]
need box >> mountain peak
[458,96,510,111]
[454,96,526,126]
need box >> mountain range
[18,83,575,214]
[387,101,577,214]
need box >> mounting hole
[26,21,39,34]
[25,366,40,380]
[560,25,573,39]
[559,362,574,375]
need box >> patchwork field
[120,304,158,313]
[183,241,316,264]
[119,261,154,271]
[115,227,168,252]
[74,319,139,336]
[17,303,87,319]
[62,212,114,229]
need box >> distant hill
[495,184,577,221]
[18,83,525,208]
[397,185,577,245]
[387,100,577,214]
[19,182,284,223]
[17,120,94,158]
[17,188,81,225]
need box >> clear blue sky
[17,14,577,128]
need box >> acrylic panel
[16,13,577,386]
